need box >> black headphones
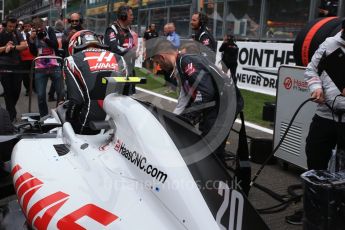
[117,5,131,21]
[198,12,208,28]
[68,12,83,24]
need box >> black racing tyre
[293,17,343,66]
[294,17,325,66]
[329,23,343,37]
[307,17,343,65]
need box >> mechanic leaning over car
[146,38,230,135]
[145,38,242,159]
[64,30,128,134]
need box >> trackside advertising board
[215,41,295,96]
[137,38,295,96]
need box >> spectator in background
[143,24,158,70]
[319,0,338,17]
[62,12,84,57]
[47,19,65,102]
[219,34,238,83]
[266,28,275,38]
[54,19,64,56]
[163,24,169,36]
[20,19,36,96]
[160,22,180,90]
[17,21,24,33]
[28,17,64,117]
[0,15,27,122]
[246,16,259,37]
[166,23,180,48]
[143,24,159,41]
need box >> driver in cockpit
[64,30,128,134]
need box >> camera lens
[37,31,47,39]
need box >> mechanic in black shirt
[146,38,218,135]
[104,4,136,95]
[0,15,27,122]
[219,34,239,83]
[190,12,217,53]
[104,5,136,74]
[145,38,244,164]
[64,30,128,134]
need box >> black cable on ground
[245,99,342,214]
[253,183,287,202]
[256,190,302,214]
[287,183,303,198]
[226,98,310,213]
[246,98,313,214]
[223,148,304,214]
[257,197,301,214]
[250,98,314,187]
[252,182,303,214]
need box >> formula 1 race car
[0,74,269,229]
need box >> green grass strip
[135,68,275,128]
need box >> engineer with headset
[104,5,136,76]
[0,15,27,122]
[190,12,217,53]
[62,12,84,57]
[104,4,136,95]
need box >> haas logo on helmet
[68,37,79,56]
[84,51,119,72]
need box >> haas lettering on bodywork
[12,164,118,229]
